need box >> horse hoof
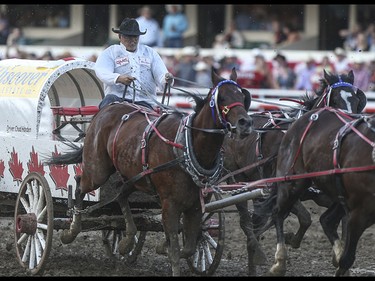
[119,237,135,256]
[267,264,286,276]
[60,229,77,244]
[253,244,267,265]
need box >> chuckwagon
[0,58,246,276]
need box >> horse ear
[211,66,221,85]
[242,88,251,111]
[229,67,237,81]
[356,88,367,113]
[348,70,355,84]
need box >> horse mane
[194,92,207,113]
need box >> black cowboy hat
[112,18,146,36]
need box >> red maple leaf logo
[0,160,4,178]
[48,145,70,195]
[9,147,23,183]
[27,146,45,176]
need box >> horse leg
[180,202,202,259]
[284,199,312,248]
[335,209,366,276]
[268,206,288,276]
[60,175,85,244]
[268,180,306,276]
[160,200,184,276]
[116,191,137,255]
[236,201,267,276]
[319,202,346,268]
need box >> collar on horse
[173,112,224,188]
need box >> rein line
[184,124,228,134]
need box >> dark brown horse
[222,70,367,275]
[44,68,253,276]
[262,106,375,276]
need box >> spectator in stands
[218,50,241,79]
[162,4,189,48]
[0,12,9,45]
[280,23,301,46]
[352,57,371,91]
[56,10,69,28]
[294,57,316,91]
[271,19,287,47]
[315,55,335,74]
[6,26,27,46]
[339,22,363,51]
[353,32,370,52]
[252,52,274,89]
[212,33,231,49]
[223,21,245,49]
[136,6,162,47]
[94,18,173,110]
[194,61,212,88]
[174,46,197,87]
[272,53,296,89]
[333,47,351,75]
[212,21,244,50]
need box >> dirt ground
[1,200,375,277]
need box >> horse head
[208,67,253,137]
[313,69,367,113]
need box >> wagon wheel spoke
[185,192,225,276]
[14,172,54,275]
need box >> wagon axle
[15,213,37,235]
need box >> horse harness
[110,80,246,211]
[287,107,375,209]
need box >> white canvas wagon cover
[0,58,103,200]
[0,57,103,140]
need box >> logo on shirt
[115,57,129,66]
[139,57,151,68]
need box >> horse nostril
[238,117,253,128]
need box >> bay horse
[263,106,375,276]
[44,68,253,276]
[222,69,367,275]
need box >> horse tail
[44,143,83,165]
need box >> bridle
[210,79,246,132]
[318,76,354,108]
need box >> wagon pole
[205,188,267,213]
[205,164,375,213]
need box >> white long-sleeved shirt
[94,42,168,107]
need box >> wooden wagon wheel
[14,172,54,275]
[102,229,147,264]
[184,192,225,276]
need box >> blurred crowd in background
[0,5,374,93]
